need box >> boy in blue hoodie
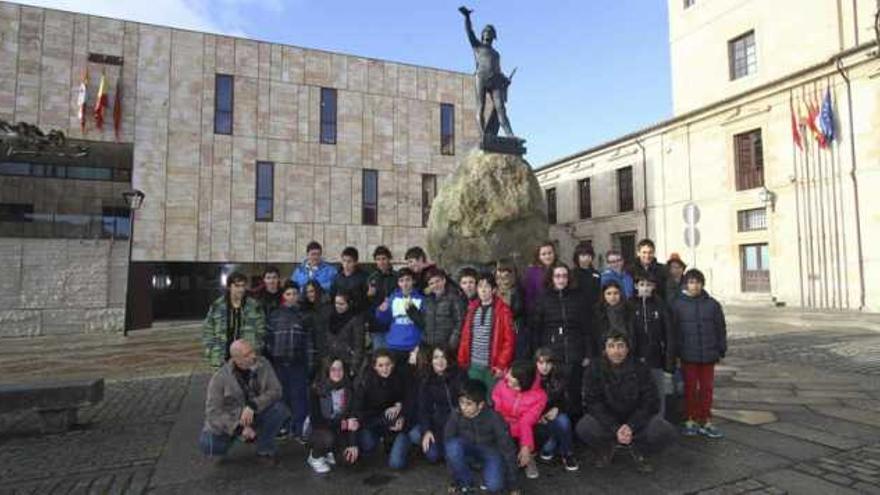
[375,268,425,365]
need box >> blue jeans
[444,437,506,492]
[407,425,443,463]
[198,401,290,457]
[357,419,411,469]
[274,361,308,436]
[536,413,574,456]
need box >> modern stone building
[536,0,880,311]
[0,1,480,335]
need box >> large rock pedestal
[427,149,548,272]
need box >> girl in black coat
[593,280,636,356]
[315,291,365,377]
[533,347,579,472]
[307,357,358,473]
[411,345,465,463]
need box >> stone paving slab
[757,468,862,495]
[760,421,865,450]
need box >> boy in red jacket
[458,273,515,391]
[492,360,548,480]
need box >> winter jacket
[203,356,282,436]
[593,302,636,356]
[291,259,338,292]
[309,378,357,447]
[665,277,685,306]
[635,260,669,300]
[352,367,413,424]
[315,309,365,374]
[251,286,282,319]
[265,304,315,371]
[631,295,675,371]
[538,370,570,416]
[582,358,658,433]
[422,287,466,350]
[417,367,465,435]
[573,266,602,309]
[375,289,426,352]
[600,268,635,299]
[670,290,727,364]
[444,407,517,479]
[367,268,398,307]
[202,295,266,368]
[457,296,516,374]
[521,265,548,312]
[331,268,370,315]
[530,287,595,365]
[491,378,548,451]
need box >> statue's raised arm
[459,6,480,48]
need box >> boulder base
[427,149,548,272]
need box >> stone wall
[0,238,128,337]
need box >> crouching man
[575,331,675,473]
[199,339,290,465]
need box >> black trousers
[575,414,675,454]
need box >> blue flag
[819,88,834,146]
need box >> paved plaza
[1,307,880,494]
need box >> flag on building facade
[77,69,89,133]
[790,96,803,150]
[805,95,824,147]
[94,71,108,130]
[113,76,123,141]
[819,87,834,146]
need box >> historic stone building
[536,0,880,310]
[0,1,480,335]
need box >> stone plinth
[427,149,548,272]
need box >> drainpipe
[635,138,649,238]
[835,57,866,310]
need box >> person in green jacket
[202,272,266,368]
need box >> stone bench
[0,378,104,433]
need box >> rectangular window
[362,169,378,225]
[612,231,637,266]
[214,74,234,135]
[66,166,113,181]
[440,103,455,155]
[546,188,557,225]
[737,207,767,232]
[740,243,770,292]
[684,0,695,7]
[320,87,337,145]
[734,129,764,191]
[728,31,756,80]
[617,166,634,212]
[422,174,438,227]
[255,161,274,222]
[101,206,130,239]
[578,178,592,219]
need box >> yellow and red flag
[94,71,108,130]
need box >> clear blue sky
[23,0,674,166]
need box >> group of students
[199,238,728,494]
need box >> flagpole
[800,86,816,308]
[790,91,806,308]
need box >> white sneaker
[307,454,331,474]
[324,452,336,466]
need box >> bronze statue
[459,6,519,141]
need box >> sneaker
[538,452,554,462]
[525,458,539,479]
[699,422,724,439]
[324,452,336,466]
[307,453,331,474]
[593,446,614,469]
[681,419,700,436]
[561,454,580,472]
[447,484,476,494]
[628,447,654,473]
[276,427,289,441]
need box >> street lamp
[122,189,145,335]
[757,186,775,212]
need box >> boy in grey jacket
[199,339,290,464]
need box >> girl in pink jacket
[492,360,548,480]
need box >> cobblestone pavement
[1,308,880,494]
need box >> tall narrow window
[214,74,233,135]
[440,103,455,155]
[362,169,378,225]
[320,88,337,145]
[578,178,592,219]
[617,166,634,212]
[728,31,756,80]
[422,174,438,227]
[546,188,557,225]
[734,129,764,191]
[255,161,274,222]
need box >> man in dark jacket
[331,246,370,315]
[670,268,726,439]
[367,245,397,350]
[575,332,676,473]
[631,270,675,416]
[636,239,669,301]
[422,267,466,350]
[252,266,283,319]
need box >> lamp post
[122,189,145,336]
[757,186,775,212]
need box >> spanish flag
[94,71,108,130]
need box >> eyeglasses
[608,258,623,264]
